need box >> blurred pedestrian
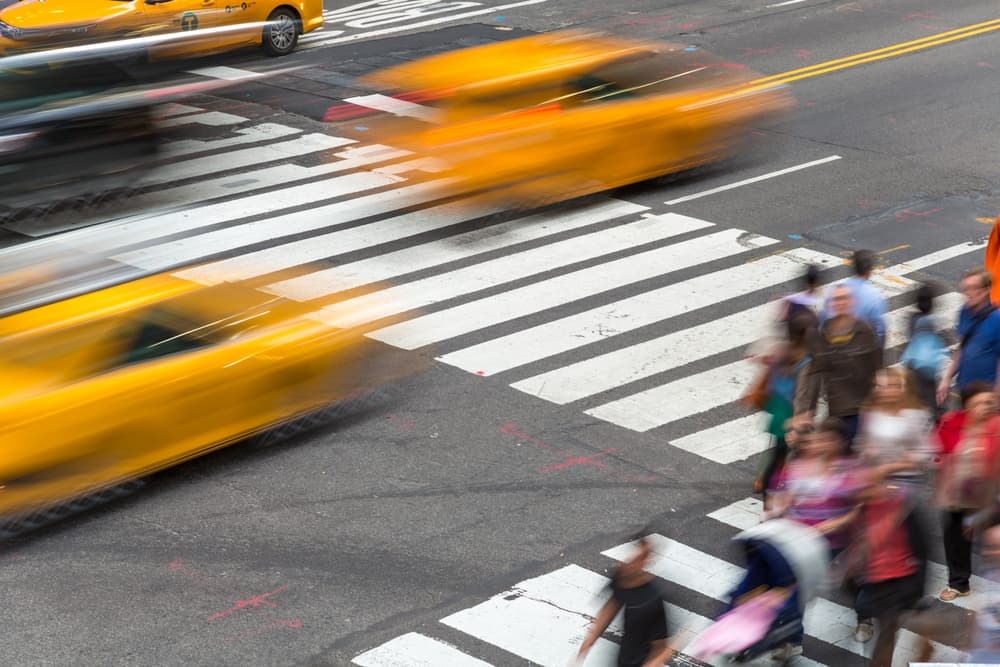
[575,532,676,667]
[781,263,822,328]
[796,284,882,452]
[750,312,816,497]
[822,249,887,344]
[850,467,929,666]
[937,267,1000,409]
[968,524,1000,662]
[857,367,933,493]
[900,282,949,418]
[933,381,1000,602]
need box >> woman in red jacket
[934,381,1000,601]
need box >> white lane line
[664,156,842,206]
[306,0,552,47]
[344,94,440,122]
[441,565,620,667]
[162,123,302,158]
[603,535,965,663]
[187,65,265,81]
[178,198,506,284]
[433,247,829,376]
[160,110,246,127]
[371,228,778,353]
[510,299,782,404]
[766,0,809,7]
[352,632,494,667]
[312,212,713,328]
[7,145,408,241]
[138,133,355,186]
[266,199,648,301]
[882,241,987,276]
[709,498,1000,614]
[587,358,758,433]
[157,103,203,118]
[116,179,444,271]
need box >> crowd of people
[575,251,1000,667]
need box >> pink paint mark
[386,414,417,431]
[475,370,485,376]
[222,618,303,644]
[895,207,943,222]
[538,448,617,473]
[905,11,938,20]
[500,422,566,456]
[977,61,994,68]
[836,2,863,12]
[208,585,289,622]
[857,198,888,210]
[675,20,704,31]
[804,101,817,107]
[794,49,812,59]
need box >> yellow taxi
[0,270,410,525]
[362,31,795,207]
[0,0,323,57]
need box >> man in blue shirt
[937,267,1000,406]
[822,250,887,343]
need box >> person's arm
[642,639,675,667]
[938,347,961,405]
[794,358,820,418]
[576,596,621,662]
[815,504,860,536]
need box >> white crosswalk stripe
[6,102,986,467]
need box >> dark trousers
[856,573,923,667]
[840,413,860,455]
[760,436,788,493]
[941,510,973,592]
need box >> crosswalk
[9,100,984,469]
[352,496,983,667]
[8,98,990,667]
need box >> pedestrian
[856,367,933,493]
[937,267,1000,409]
[822,249,887,344]
[782,263,823,327]
[750,312,816,497]
[850,467,929,667]
[574,532,676,667]
[900,282,949,418]
[796,284,882,452]
[968,524,1000,662]
[933,381,1000,602]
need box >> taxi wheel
[262,8,300,56]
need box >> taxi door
[145,0,252,60]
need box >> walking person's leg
[941,510,972,598]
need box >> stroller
[687,519,830,664]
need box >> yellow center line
[747,16,1000,87]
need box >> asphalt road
[1,1,998,666]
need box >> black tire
[262,8,300,56]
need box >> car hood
[0,0,130,30]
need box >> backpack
[900,315,946,379]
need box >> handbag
[742,364,773,411]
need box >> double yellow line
[749,16,1000,88]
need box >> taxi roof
[361,30,673,94]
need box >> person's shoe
[853,621,874,643]
[939,587,971,602]
[769,643,803,661]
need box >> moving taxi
[362,31,795,207]
[0,0,323,57]
[0,269,409,526]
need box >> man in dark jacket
[795,284,882,452]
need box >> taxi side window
[118,311,213,367]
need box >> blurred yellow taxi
[362,31,795,206]
[0,0,322,57]
[0,271,402,523]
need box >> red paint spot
[804,101,817,107]
[675,20,704,31]
[794,49,812,59]
[322,104,372,122]
[500,423,565,456]
[978,61,995,69]
[857,198,888,210]
[894,207,943,222]
[222,618,304,643]
[905,11,938,20]
[476,370,485,376]
[739,46,782,56]
[208,585,289,622]
[538,448,617,473]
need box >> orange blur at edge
[988,214,1000,305]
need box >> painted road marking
[343,93,441,122]
[352,632,494,666]
[433,246,824,375]
[316,212,713,328]
[375,228,779,353]
[665,156,842,206]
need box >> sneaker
[770,643,803,661]
[854,621,874,643]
